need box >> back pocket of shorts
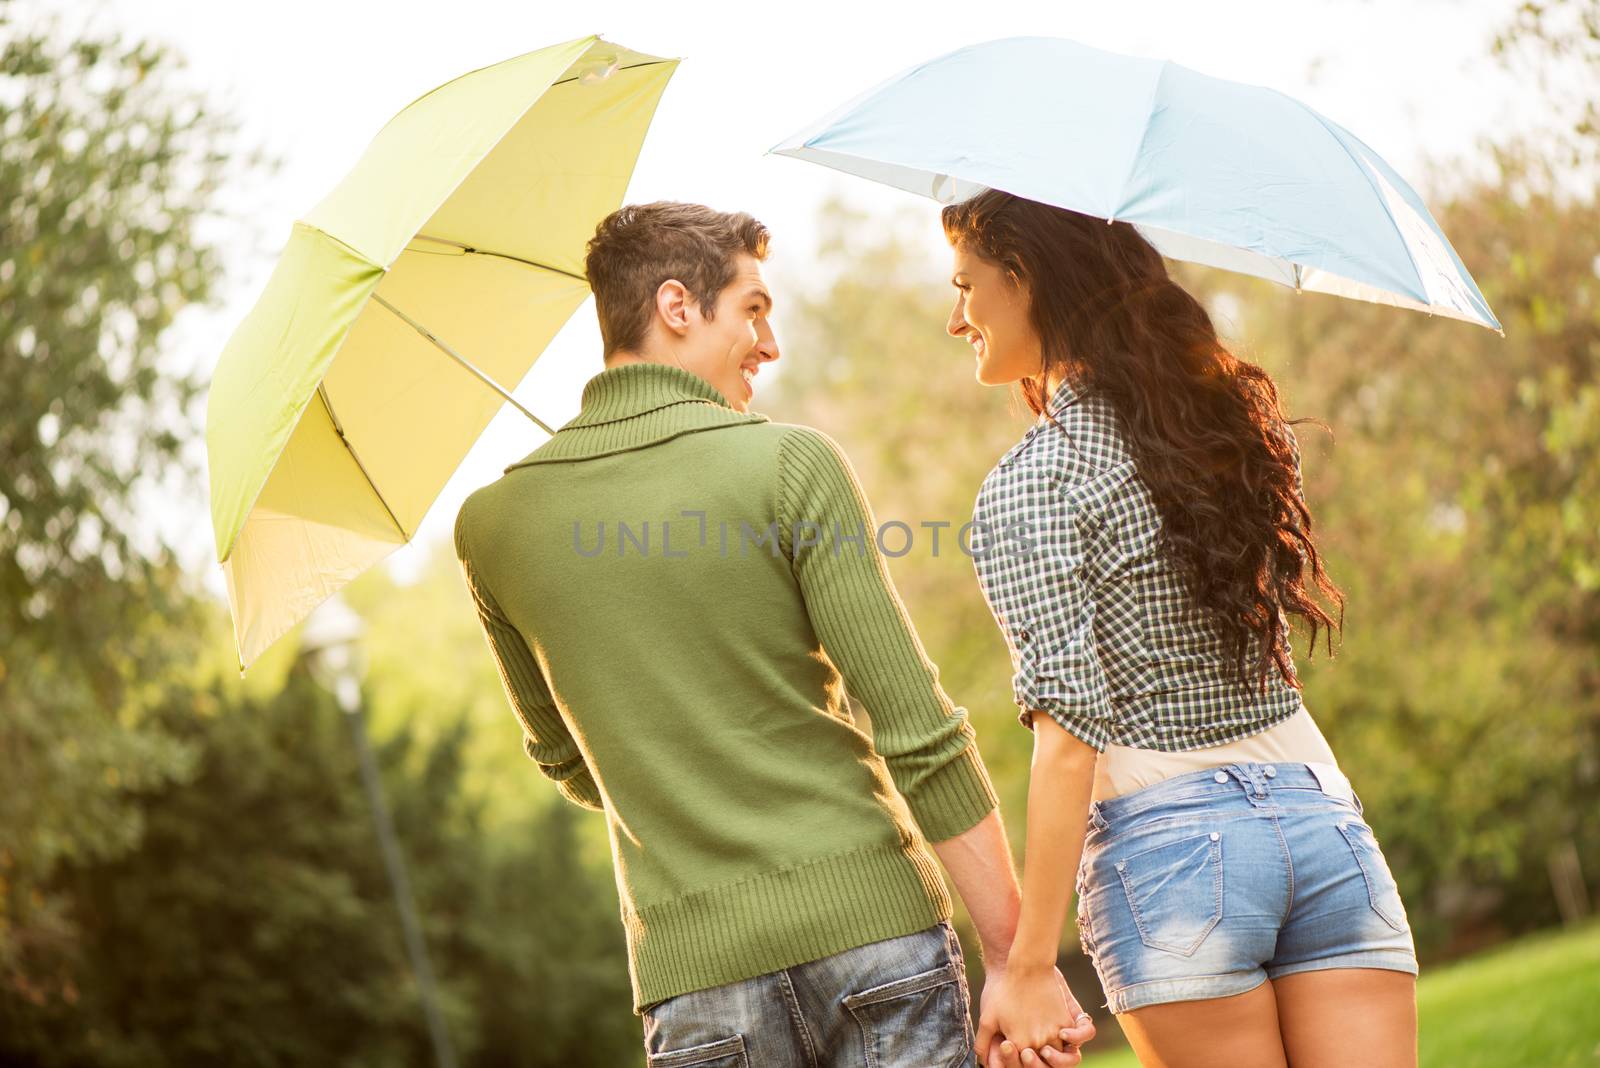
[645,1034,748,1067]
[1336,820,1407,933]
[841,961,970,1068]
[1115,830,1223,957]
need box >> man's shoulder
[765,420,852,462]
[453,466,542,555]
[452,480,500,560]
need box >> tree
[0,5,259,1003]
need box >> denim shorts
[641,920,975,1067]
[1075,761,1418,1015]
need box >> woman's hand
[978,961,1097,1066]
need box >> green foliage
[0,8,253,1005]
[0,653,640,1067]
[0,8,241,641]
[1492,0,1600,174]
[2,670,428,1066]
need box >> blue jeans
[1077,760,1419,1014]
[640,920,976,1067]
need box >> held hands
[977,961,1097,1067]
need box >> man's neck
[604,346,672,369]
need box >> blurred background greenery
[2,0,1597,1064]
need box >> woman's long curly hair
[943,189,1343,693]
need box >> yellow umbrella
[207,35,678,670]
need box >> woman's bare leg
[1272,968,1417,1068]
[1117,980,1288,1068]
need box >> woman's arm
[1011,713,1098,970]
[975,712,1101,1058]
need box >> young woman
[946,190,1420,1068]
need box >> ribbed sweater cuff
[903,740,1000,842]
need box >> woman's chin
[974,360,1013,387]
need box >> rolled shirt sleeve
[777,427,1000,843]
[972,460,1116,751]
[454,505,605,812]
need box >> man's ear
[655,279,691,337]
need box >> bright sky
[63,0,1524,605]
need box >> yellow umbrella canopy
[207,35,678,669]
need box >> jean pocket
[645,1033,748,1068]
[841,960,970,1068]
[1336,820,1407,933]
[1115,830,1223,957]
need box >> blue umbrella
[771,36,1501,333]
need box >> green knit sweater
[452,360,999,1014]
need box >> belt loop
[1088,800,1109,832]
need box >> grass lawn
[1075,919,1600,1067]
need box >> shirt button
[1213,771,1228,783]
[1265,765,1277,777]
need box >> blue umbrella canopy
[772,36,1500,333]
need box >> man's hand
[977,962,1097,1066]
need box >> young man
[453,202,1089,1066]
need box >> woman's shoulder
[987,391,1133,484]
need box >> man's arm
[776,427,1000,843]
[929,808,1023,966]
[454,505,604,812]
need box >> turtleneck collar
[505,360,769,470]
[567,360,735,426]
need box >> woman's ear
[655,279,691,337]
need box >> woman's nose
[946,305,967,338]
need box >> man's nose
[754,317,780,362]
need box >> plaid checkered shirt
[970,377,1305,751]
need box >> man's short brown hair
[584,201,771,357]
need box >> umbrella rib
[371,293,556,436]
[1274,90,1439,313]
[317,383,411,541]
[1107,60,1172,224]
[546,57,677,89]
[411,234,587,283]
